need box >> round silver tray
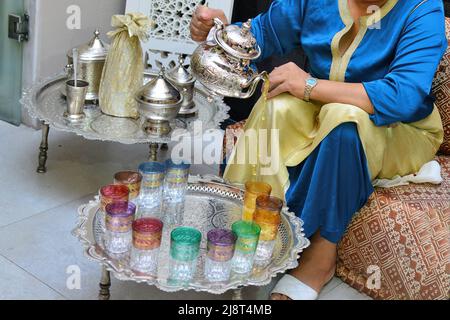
[20,72,230,145]
[73,175,310,295]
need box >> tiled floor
[0,121,371,300]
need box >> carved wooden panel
[126,0,235,66]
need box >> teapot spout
[240,71,268,99]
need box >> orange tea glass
[242,181,272,222]
[253,195,283,265]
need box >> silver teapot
[191,19,267,99]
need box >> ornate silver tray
[73,175,310,295]
[21,72,230,145]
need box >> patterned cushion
[432,17,450,155]
[337,156,450,300]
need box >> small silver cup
[65,80,89,121]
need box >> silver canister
[65,80,89,121]
[65,30,109,101]
[135,68,183,137]
[166,56,196,117]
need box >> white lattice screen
[126,0,235,68]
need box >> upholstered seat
[336,155,449,300]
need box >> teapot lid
[166,56,195,84]
[214,19,261,60]
[136,68,182,105]
[68,30,109,61]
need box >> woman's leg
[272,233,337,300]
[272,122,374,299]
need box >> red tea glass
[130,218,164,275]
[100,184,130,212]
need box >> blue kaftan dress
[246,0,447,243]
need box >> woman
[191,0,446,300]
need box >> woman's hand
[190,5,228,42]
[267,63,375,115]
[267,62,310,100]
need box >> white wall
[22,0,126,127]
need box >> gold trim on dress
[329,0,398,82]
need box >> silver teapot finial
[158,65,166,76]
[178,54,185,66]
[241,19,252,35]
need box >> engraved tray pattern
[72,175,310,294]
[20,72,230,145]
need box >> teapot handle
[213,18,225,30]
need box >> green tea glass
[169,227,202,282]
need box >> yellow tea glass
[242,181,272,222]
[253,195,283,265]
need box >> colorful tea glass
[104,201,136,254]
[137,162,165,218]
[114,171,143,201]
[231,221,261,274]
[242,181,272,222]
[253,195,283,265]
[205,229,237,282]
[169,227,202,282]
[100,184,129,212]
[130,218,164,275]
[162,160,191,225]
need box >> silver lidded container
[191,19,267,99]
[166,55,197,117]
[135,68,183,136]
[66,30,109,101]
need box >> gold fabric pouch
[99,13,152,118]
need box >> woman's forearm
[310,80,375,115]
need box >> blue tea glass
[137,162,166,218]
[162,160,191,225]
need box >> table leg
[149,143,159,162]
[232,288,244,300]
[98,266,111,300]
[37,122,50,174]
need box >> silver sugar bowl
[65,30,109,101]
[191,19,267,99]
[135,69,183,136]
[166,55,197,117]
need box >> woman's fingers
[197,6,229,24]
[268,73,286,91]
[192,15,214,32]
[190,6,228,42]
[190,23,209,42]
[267,81,289,99]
